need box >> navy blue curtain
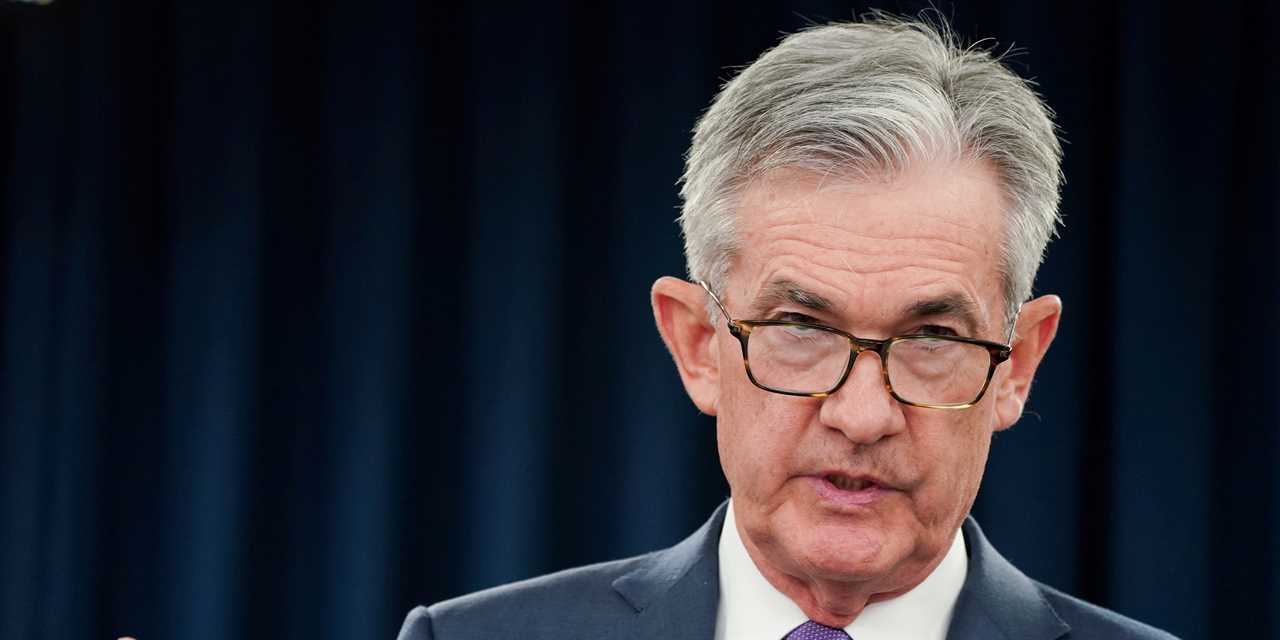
[1,1,1276,638]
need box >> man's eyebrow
[748,279,835,316]
[901,293,983,334]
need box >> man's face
[715,160,1014,594]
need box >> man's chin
[790,527,903,582]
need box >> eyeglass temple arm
[1003,304,1023,348]
[698,280,735,325]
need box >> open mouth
[824,474,876,492]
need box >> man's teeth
[826,475,872,491]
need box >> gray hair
[678,13,1063,328]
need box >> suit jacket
[399,502,1177,639]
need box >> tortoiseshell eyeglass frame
[698,280,1015,410]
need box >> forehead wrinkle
[759,221,992,261]
[748,209,993,252]
[765,228,999,314]
[765,237,976,279]
[760,203,995,233]
[744,179,1003,256]
[754,175,1004,238]
[905,210,998,239]
[844,201,1002,236]
[741,232,980,293]
[765,231,977,262]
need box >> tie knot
[785,620,852,640]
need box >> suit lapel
[611,501,727,639]
[946,517,1071,640]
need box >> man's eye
[916,324,959,337]
[777,312,819,324]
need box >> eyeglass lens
[746,325,990,404]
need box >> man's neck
[715,499,969,640]
[736,516,948,625]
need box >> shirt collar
[715,499,968,640]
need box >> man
[399,15,1177,640]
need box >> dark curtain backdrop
[1,0,1277,638]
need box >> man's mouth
[809,472,887,507]
[823,474,877,492]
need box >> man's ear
[651,276,721,415]
[993,294,1062,430]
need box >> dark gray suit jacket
[399,502,1177,639]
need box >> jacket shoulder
[397,553,658,640]
[953,517,1179,640]
[1036,582,1180,640]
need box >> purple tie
[784,620,852,640]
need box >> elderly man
[399,15,1176,640]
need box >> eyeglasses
[699,281,1013,409]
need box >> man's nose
[817,349,907,445]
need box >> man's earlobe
[651,277,721,415]
[994,295,1062,430]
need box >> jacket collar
[946,517,1071,640]
[611,502,1071,640]
[611,501,727,638]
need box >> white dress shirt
[714,499,968,640]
